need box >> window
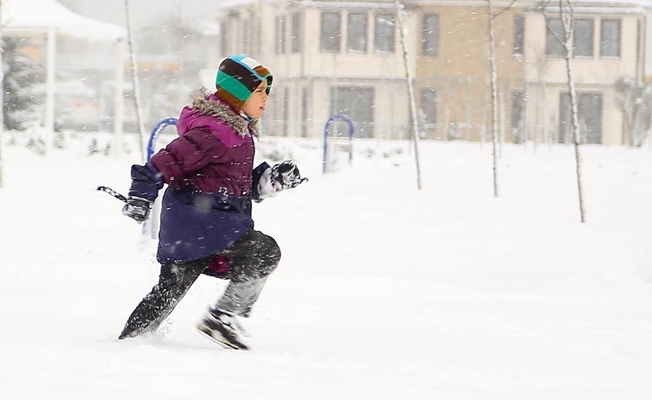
[321,12,341,53]
[546,18,594,57]
[275,16,286,54]
[220,21,229,55]
[242,19,251,54]
[559,92,602,144]
[420,87,437,139]
[374,13,395,53]
[347,13,367,53]
[283,87,290,137]
[574,19,594,57]
[579,93,602,144]
[545,18,564,56]
[513,15,525,56]
[600,19,621,57]
[268,86,284,136]
[420,88,437,126]
[301,88,310,137]
[422,14,439,56]
[511,91,526,143]
[330,86,375,138]
[291,13,302,53]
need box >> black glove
[271,160,308,190]
[122,196,152,223]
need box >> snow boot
[197,310,249,350]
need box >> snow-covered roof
[3,0,126,41]
[412,0,652,5]
[569,0,652,6]
[297,1,398,9]
[220,0,652,11]
[539,0,651,15]
[216,0,257,10]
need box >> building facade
[205,0,649,145]
[524,2,647,146]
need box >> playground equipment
[143,117,178,239]
[322,114,354,173]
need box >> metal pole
[113,38,124,158]
[44,26,56,154]
[125,0,146,163]
[144,118,177,239]
[322,119,330,174]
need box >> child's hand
[272,161,308,190]
[122,197,153,223]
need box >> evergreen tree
[3,37,43,131]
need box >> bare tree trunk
[394,0,422,190]
[488,0,499,197]
[125,0,146,163]
[484,0,519,195]
[558,0,586,222]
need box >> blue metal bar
[147,117,178,161]
[322,114,354,173]
[143,117,177,239]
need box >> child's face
[242,80,269,119]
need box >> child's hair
[215,55,273,113]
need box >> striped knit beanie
[215,55,273,113]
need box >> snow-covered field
[1,136,652,399]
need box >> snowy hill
[1,137,651,399]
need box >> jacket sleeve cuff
[128,163,164,202]
[252,162,278,203]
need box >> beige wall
[524,10,645,145]
[415,4,527,141]
[525,13,642,84]
[265,78,410,139]
[234,2,418,139]
[207,0,648,145]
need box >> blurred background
[5,0,652,155]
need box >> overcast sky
[58,0,222,28]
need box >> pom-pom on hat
[215,55,273,113]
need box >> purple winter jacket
[128,88,270,265]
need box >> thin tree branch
[492,0,519,18]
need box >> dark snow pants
[118,229,281,339]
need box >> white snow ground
[1,136,652,399]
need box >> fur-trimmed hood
[177,87,260,138]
